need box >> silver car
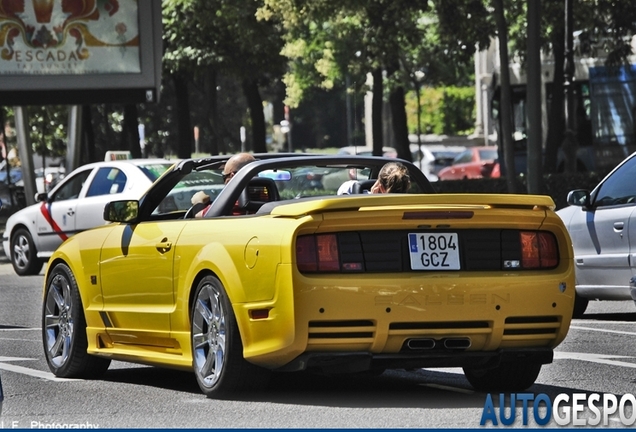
[557,151,636,317]
[2,159,173,276]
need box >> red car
[437,146,499,180]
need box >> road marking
[0,356,75,381]
[0,337,40,342]
[0,356,34,362]
[0,327,40,331]
[421,383,474,394]
[0,362,74,381]
[554,352,636,369]
[570,325,636,337]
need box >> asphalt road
[0,258,635,429]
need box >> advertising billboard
[0,0,162,104]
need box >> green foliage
[163,0,286,78]
[406,86,475,136]
[3,106,68,162]
[441,87,476,135]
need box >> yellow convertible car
[42,154,575,397]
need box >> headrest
[237,177,280,213]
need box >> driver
[195,153,257,217]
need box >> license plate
[408,233,460,270]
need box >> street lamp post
[413,70,425,170]
[563,0,577,173]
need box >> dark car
[0,370,4,415]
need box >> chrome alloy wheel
[43,273,75,368]
[192,281,227,389]
[12,232,31,271]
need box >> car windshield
[150,158,430,218]
[138,163,174,181]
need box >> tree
[492,0,519,193]
[503,0,636,177]
[163,0,286,156]
[261,0,491,160]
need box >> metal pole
[346,75,353,147]
[14,107,37,205]
[526,0,542,193]
[563,0,577,173]
[416,82,422,171]
[66,105,82,172]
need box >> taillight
[520,231,558,269]
[296,234,340,272]
[296,235,318,272]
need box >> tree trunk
[526,0,542,194]
[389,86,412,162]
[122,104,142,158]
[492,0,519,193]
[82,105,95,163]
[371,68,384,156]
[173,72,193,159]
[544,18,565,173]
[242,78,267,154]
[204,68,221,155]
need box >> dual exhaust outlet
[406,337,471,350]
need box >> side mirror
[566,189,591,208]
[35,193,48,202]
[104,200,139,223]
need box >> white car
[556,151,636,317]
[2,158,173,276]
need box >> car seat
[352,179,376,194]
[237,177,280,213]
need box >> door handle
[614,221,624,231]
[156,238,172,253]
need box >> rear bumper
[239,266,575,370]
[276,347,554,374]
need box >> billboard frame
[0,1,163,105]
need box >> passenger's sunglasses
[222,171,236,181]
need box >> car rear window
[478,149,498,160]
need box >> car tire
[10,228,44,276]
[463,361,542,392]
[572,293,589,318]
[42,263,111,378]
[191,275,270,398]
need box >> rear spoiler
[267,194,556,217]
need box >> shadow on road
[579,312,636,322]
[98,365,598,409]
